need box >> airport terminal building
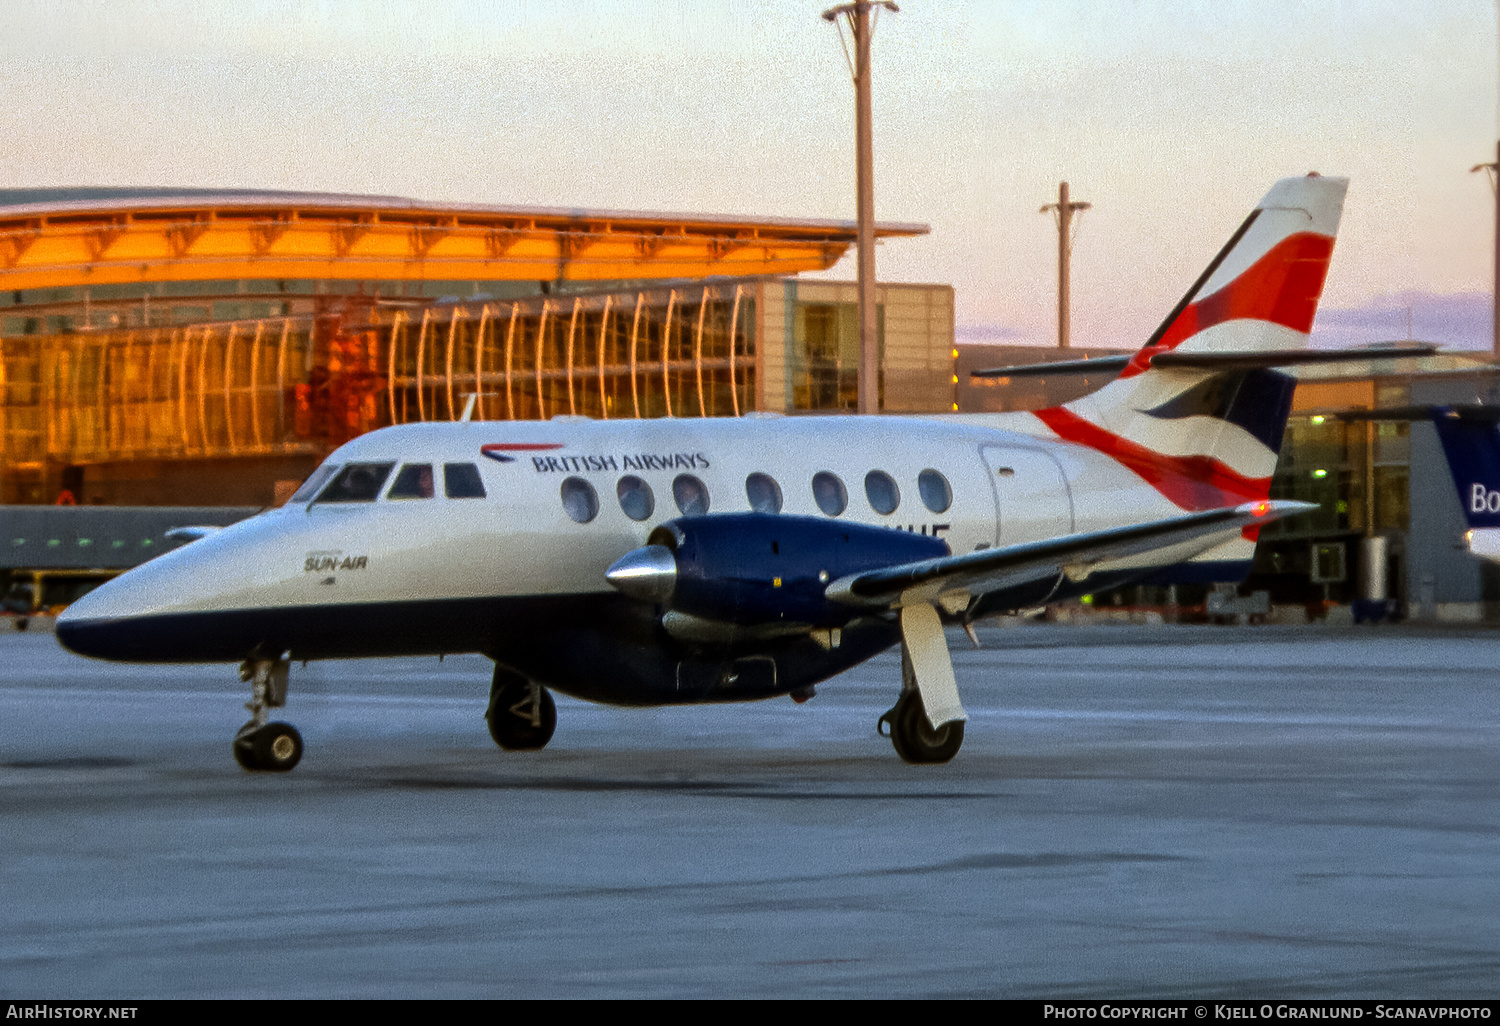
[0,188,953,508]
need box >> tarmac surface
[1,623,1498,999]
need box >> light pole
[1040,181,1091,350]
[823,1,898,414]
[1473,142,1500,359]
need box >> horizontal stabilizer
[1149,345,1436,370]
[825,499,1316,609]
[971,345,1436,380]
[970,355,1130,379]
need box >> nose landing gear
[233,657,303,772]
[486,666,557,751]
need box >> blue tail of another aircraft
[1430,408,1500,528]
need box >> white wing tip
[1236,499,1318,521]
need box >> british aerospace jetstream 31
[58,174,1349,771]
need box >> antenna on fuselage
[458,392,501,422]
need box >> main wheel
[889,689,963,765]
[232,721,303,772]
[486,669,557,751]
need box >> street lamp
[823,1,899,414]
[1473,144,1500,358]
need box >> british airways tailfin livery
[58,174,1347,770]
[1427,407,1500,562]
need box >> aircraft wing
[821,498,1312,731]
[825,499,1315,610]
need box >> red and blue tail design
[1027,174,1347,514]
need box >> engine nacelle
[606,513,948,628]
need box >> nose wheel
[234,657,302,772]
[486,667,557,751]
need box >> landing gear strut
[878,644,964,764]
[233,657,302,772]
[486,666,557,751]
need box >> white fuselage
[64,412,1199,625]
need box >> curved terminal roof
[0,188,929,292]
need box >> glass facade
[0,283,758,504]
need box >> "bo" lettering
[1470,483,1500,514]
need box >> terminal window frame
[314,462,396,504]
[444,463,487,499]
[387,464,436,500]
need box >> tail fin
[1431,409,1500,529]
[1031,173,1348,511]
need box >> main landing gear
[878,642,964,764]
[233,657,303,772]
[486,666,557,751]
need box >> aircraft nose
[54,534,225,661]
[55,572,157,660]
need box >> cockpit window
[444,463,486,499]
[288,463,341,504]
[388,464,435,499]
[315,462,395,503]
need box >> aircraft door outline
[981,446,1074,547]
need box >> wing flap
[826,500,1315,609]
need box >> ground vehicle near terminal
[59,175,1359,770]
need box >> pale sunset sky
[3,0,1496,350]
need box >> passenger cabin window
[316,462,395,503]
[388,464,435,499]
[865,470,900,515]
[288,463,340,504]
[918,469,953,513]
[561,477,599,524]
[745,472,782,514]
[617,476,654,521]
[444,463,486,499]
[673,474,710,516]
[812,472,847,517]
